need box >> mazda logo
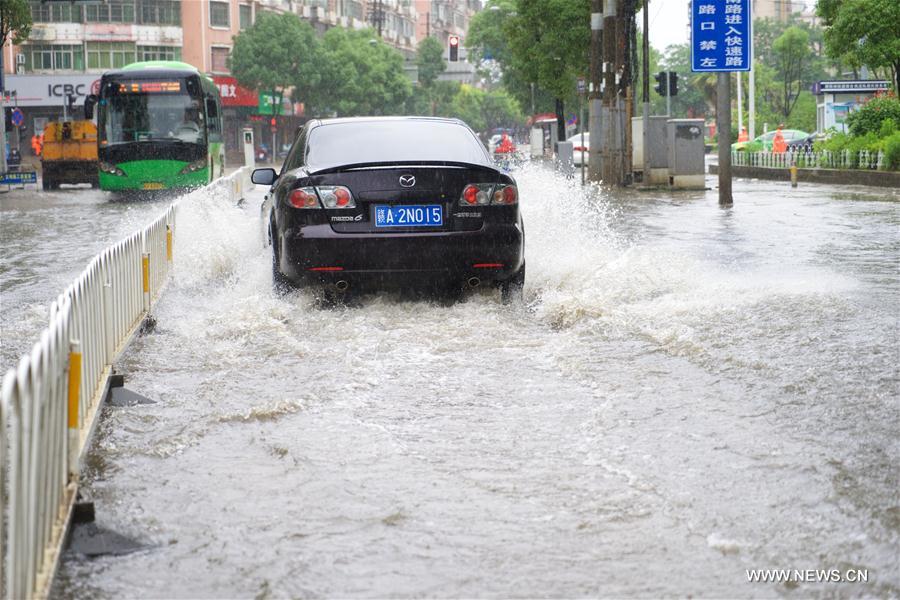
[399,175,416,187]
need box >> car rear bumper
[277,222,524,288]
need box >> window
[25,44,84,71]
[239,4,252,29]
[139,0,181,25]
[210,47,230,73]
[139,45,182,61]
[87,42,137,70]
[30,1,81,23]
[209,1,230,27]
[85,0,136,23]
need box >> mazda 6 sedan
[252,117,525,302]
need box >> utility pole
[601,0,616,184]
[1,47,7,175]
[716,73,733,206]
[641,0,649,184]
[748,64,756,140]
[587,0,602,182]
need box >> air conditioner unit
[16,53,25,65]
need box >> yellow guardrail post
[142,252,150,312]
[790,162,798,188]
[166,224,173,262]
[67,340,82,478]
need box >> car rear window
[305,120,490,170]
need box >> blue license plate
[374,205,443,228]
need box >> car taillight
[460,183,493,206]
[288,187,319,209]
[317,185,356,209]
[492,184,518,205]
[287,186,356,209]
[574,146,586,152]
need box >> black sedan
[252,117,525,302]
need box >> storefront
[211,75,258,164]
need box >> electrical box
[242,127,254,168]
[530,127,543,159]
[555,141,574,177]
[631,116,669,185]
[666,119,705,189]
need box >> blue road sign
[1,171,38,185]
[691,0,752,72]
[11,108,25,127]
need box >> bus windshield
[100,79,205,146]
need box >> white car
[567,132,590,166]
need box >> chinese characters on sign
[691,0,752,72]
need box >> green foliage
[785,92,817,132]
[230,12,321,106]
[846,94,900,136]
[232,15,412,118]
[464,0,560,114]
[772,26,811,118]
[407,83,524,133]
[817,0,900,90]
[883,132,900,170]
[0,0,32,47]
[505,0,590,104]
[315,28,412,117]
[744,140,765,152]
[416,37,446,89]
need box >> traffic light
[668,72,679,97]
[654,71,667,97]
[448,35,460,62]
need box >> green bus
[85,61,225,192]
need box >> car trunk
[309,164,502,234]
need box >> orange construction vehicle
[41,120,99,190]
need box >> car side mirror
[251,168,277,186]
[84,94,98,120]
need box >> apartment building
[752,0,798,21]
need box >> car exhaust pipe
[335,280,349,292]
[467,277,481,289]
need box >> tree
[818,0,900,90]
[505,0,590,133]
[416,36,445,89]
[772,26,811,119]
[230,12,322,109]
[0,0,31,48]
[314,28,412,117]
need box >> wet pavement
[3,168,898,597]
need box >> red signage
[212,76,258,107]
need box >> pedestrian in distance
[738,127,749,143]
[772,124,787,154]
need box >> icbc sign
[212,76,258,107]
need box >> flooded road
[1,185,172,369]
[4,169,898,597]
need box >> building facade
[3,0,482,159]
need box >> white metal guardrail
[0,167,251,599]
[732,149,888,170]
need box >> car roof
[307,116,467,128]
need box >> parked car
[732,129,810,151]
[253,116,525,302]
[567,132,590,166]
[786,132,829,152]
